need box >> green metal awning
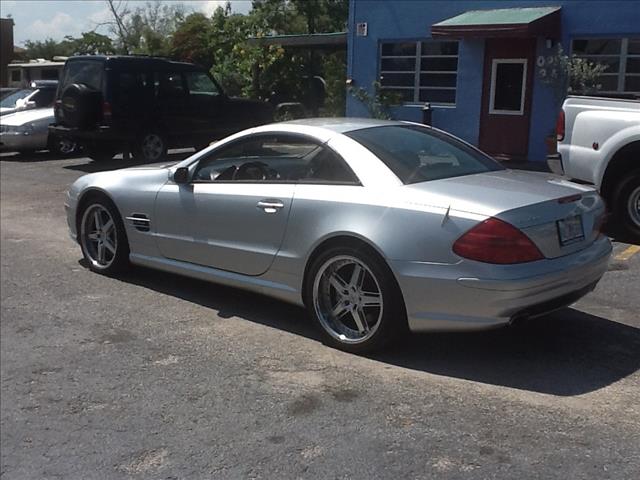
[431,6,561,38]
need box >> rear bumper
[49,124,132,148]
[392,236,612,332]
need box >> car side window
[192,135,359,184]
[157,72,186,99]
[185,72,220,97]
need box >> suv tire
[134,132,167,163]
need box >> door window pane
[158,73,185,98]
[491,61,526,113]
[194,135,358,184]
[185,71,220,96]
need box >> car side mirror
[173,167,190,184]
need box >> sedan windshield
[346,125,504,184]
[0,89,31,108]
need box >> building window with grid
[379,40,458,105]
[572,37,640,94]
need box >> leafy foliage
[23,32,115,59]
[537,44,609,103]
[348,82,402,120]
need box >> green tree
[23,38,73,60]
[64,32,115,55]
[170,12,214,68]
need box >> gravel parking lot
[1,151,639,479]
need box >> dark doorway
[479,38,536,159]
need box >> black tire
[134,132,167,162]
[303,245,407,353]
[612,170,640,242]
[87,149,116,162]
[78,197,130,275]
[48,135,77,156]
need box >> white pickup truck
[550,95,640,240]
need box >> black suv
[50,56,273,162]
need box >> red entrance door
[479,38,535,159]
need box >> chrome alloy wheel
[312,255,384,344]
[80,204,117,269]
[627,185,640,228]
[141,133,164,161]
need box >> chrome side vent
[126,213,151,232]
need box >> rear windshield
[346,125,504,184]
[60,61,103,92]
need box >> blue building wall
[347,0,640,161]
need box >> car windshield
[0,89,31,108]
[346,125,504,184]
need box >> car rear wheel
[48,136,77,156]
[134,132,167,162]
[612,170,640,241]
[305,246,406,353]
[79,200,129,275]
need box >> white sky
[1,0,253,46]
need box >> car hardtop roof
[279,117,416,134]
[30,80,58,89]
[66,55,206,71]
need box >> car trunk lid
[404,169,605,259]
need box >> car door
[155,71,193,143]
[153,133,324,276]
[183,70,225,144]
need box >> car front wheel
[305,246,406,353]
[79,199,130,275]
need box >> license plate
[557,215,584,246]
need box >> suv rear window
[61,61,103,92]
[346,125,504,184]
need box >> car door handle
[257,199,284,213]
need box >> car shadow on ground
[105,262,640,397]
[0,150,85,163]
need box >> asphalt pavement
[1,151,639,479]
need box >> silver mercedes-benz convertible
[65,118,612,352]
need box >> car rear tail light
[102,101,112,122]
[453,217,544,264]
[556,109,565,142]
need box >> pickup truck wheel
[134,132,167,162]
[613,170,640,241]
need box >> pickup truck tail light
[556,109,565,141]
[453,218,544,264]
